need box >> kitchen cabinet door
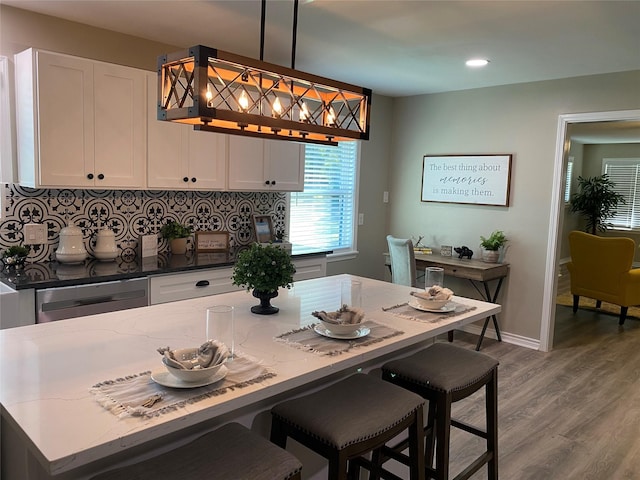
[93,62,146,188]
[147,73,227,190]
[227,136,304,191]
[15,49,147,189]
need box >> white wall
[388,72,640,343]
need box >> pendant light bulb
[238,90,249,112]
[326,106,336,126]
[273,97,282,117]
[299,102,309,122]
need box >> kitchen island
[0,274,501,479]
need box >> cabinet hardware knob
[191,177,197,183]
[270,180,276,185]
[183,177,189,182]
[87,173,94,180]
[264,180,270,185]
[195,280,210,287]
[97,174,105,180]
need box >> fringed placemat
[89,354,275,418]
[382,301,476,323]
[275,321,404,356]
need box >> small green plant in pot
[232,243,296,315]
[480,230,507,263]
[160,221,193,255]
[2,245,30,269]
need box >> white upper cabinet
[146,73,227,190]
[15,49,146,189]
[227,135,304,191]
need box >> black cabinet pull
[183,177,189,182]
[191,177,197,183]
[270,180,276,185]
[87,173,94,180]
[97,174,105,180]
[264,180,270,185]
[195,280,210,287]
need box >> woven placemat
[275,321,404,356]
[90,354,275,418]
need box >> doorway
[539,109,640,352]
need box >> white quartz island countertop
[0,274,501,479]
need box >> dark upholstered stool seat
[91,422,302,480]
[271,373,426,480]
[381,343,499,480]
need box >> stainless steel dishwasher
[36,278,149,323]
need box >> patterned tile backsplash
[0,185,286,263]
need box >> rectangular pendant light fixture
[158,45,371,146]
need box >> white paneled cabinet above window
[15,49,146,189]
[146,73,227,190]
[227,135,305,191]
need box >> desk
[0,274,500,480]
[415,254,508,350]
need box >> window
[564,157,574,203]
[289,142,359,256]
[603,158,640,230]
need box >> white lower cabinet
[149,267,241,305]
[149,255,327,305]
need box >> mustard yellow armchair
[567,230,640,325]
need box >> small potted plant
[231,243,296,315]
[160,221,193,255]
[479,230,507,263]
[1,245,30,269]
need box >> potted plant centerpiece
[232,243,296,315]
[479,230,507,263]
[160,221,193,255]
[569,175,625,234]
[1,245,30,269]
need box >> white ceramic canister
[93,228,118,262]
[56,221,88,264]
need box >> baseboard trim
[459,324,541,351]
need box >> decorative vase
[481,249,500,263]
[251,289,279,315]
[170,237,188,255]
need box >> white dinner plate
[313,324,370,340]
[150,365,228,389]
[408,299,456,313]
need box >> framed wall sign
[253,215,274,243]
[421,154,513,206]
[195,231,230,252]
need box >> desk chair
[387,235,418,287]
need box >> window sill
[327,250,359,262]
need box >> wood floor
[443,305,640,479]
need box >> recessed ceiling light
[466,58,489,67]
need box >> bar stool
[91,422,302,480]
[380,343,499,480]
[270,373,426,480]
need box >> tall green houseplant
[569,175,625,234]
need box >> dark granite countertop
[0,247,330,290]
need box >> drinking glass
[425,267,444,289]
[206,305,235,359]
[341,279,362,308]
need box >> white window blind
[603,158,640,230]
[564,158,574,203]
[290,142,359,254]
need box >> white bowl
[414,297,450,310]
[162,347,227,382]
[320,320,364,336]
